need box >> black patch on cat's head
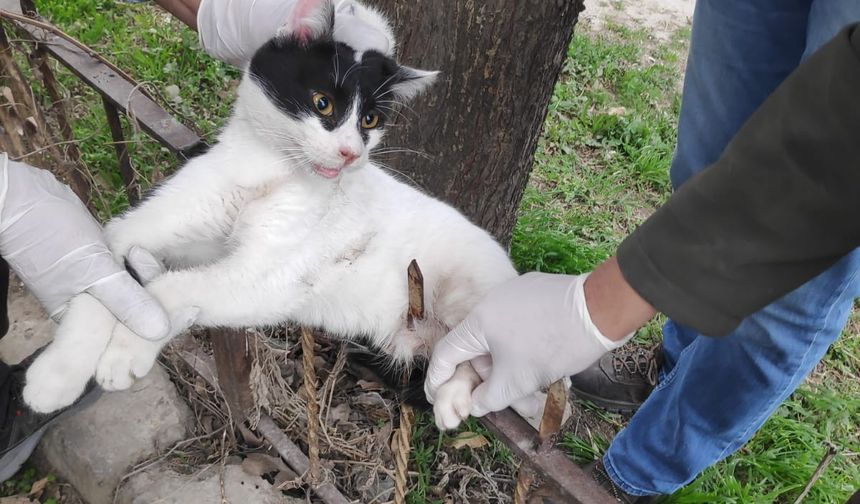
[248,37,432,136]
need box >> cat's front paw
[433,375,474,431]
[24,349,91,413]
[95,327,163,391]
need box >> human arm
[153,0,199,29]
[0,154,170,341]
[425,23,860,415]
[617,24,860,336]
[154,0,392,67]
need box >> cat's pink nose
[339,147,359,165]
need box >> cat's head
[241,0,438,180]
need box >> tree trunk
[366,0,584,244]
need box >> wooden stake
[515,379,569,502]
[301,326,321,484]
[394,260,424,504]
[538,380,568,445]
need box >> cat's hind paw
[23,350,91,414]
[95,327,162,391]
[433,374,474,431]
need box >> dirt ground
[582,0,695,40]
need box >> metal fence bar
[102,98,139,204]
[10,14,201,154]
[482,410,617,504]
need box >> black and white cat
[22,0,561,430]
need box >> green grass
[32,0,238,219]
[25,2,860,503]
[1,466,57,502]
[510,24,683,275]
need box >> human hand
[0,155,170,341]
[197,0,393,66]
[425,272,633,417]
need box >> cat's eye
[312,92,333,116]
[361,112,380,129]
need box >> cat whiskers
[255,127,303,146]
[373,87,402,102]
[331,52,341,86]
[378,99,417,118]
[376,99,419,128]
[373,146,432,160]
[372,73,399,99]
[340,62,366,87]
[370,159,427,191]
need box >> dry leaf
[446,431,489,450]
[273,469,300,490]
[326,402,351,425]
[0,87,14,105]
[0,496,36,504]
[607,106,627,116]
[238,423,264,447]
[241,453,288,477]
[351,392,393,423]
[28,477,50,496]
[356,379,383,391]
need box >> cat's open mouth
[313,164,342,179]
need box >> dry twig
[793,444,839,504]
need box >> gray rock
[36,366,192,504]
[116,464,305,504]
[0,276,54,365]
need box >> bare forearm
[584,256,657,341]
[154,0,200,30]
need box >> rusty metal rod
[257,414,352,504]
[178,346,352,504]
[8,11,201,154]
[102,98,139,205]
[480,409,616,504]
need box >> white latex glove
[0,154,170,341]
[425,272,634,417]
[197,0,393,67]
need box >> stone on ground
[115,464,304,504]
[35,366,192,504]
[0,275,54,364]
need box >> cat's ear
[279,0,335,45]
[390,66,440,101]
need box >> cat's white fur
[22,0,564,431]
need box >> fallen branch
[793,444,838,504]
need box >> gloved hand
[0,154,170,341]
[197,0,393,67]
[425,272,634,417]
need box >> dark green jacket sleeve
[617,24,860,337]
[1,258,8,337]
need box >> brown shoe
[589,459,658,503]
[570,345,661,413]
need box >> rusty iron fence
[0,4,615,503]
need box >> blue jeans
[603,0,860,496]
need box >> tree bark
[366,0,584,244]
